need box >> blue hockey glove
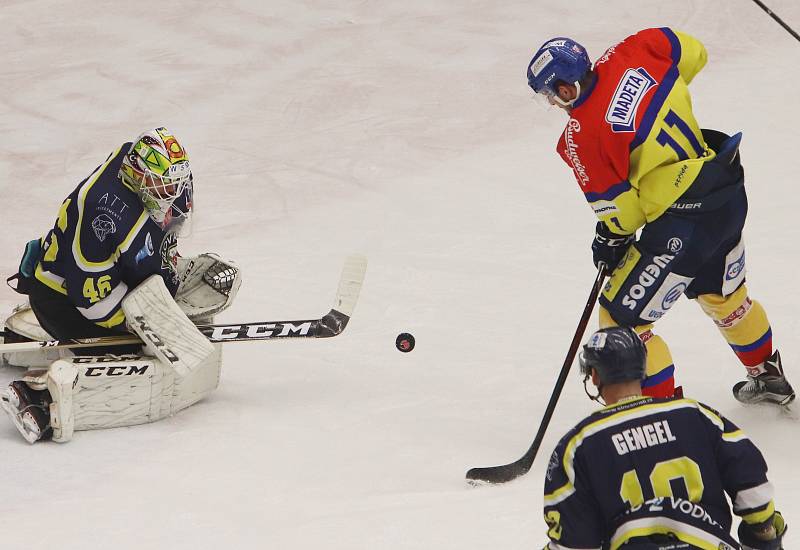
[591,222,635,270]
[738,511,787,550]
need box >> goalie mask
[120,127,193,230]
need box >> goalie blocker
[1,274,222,443]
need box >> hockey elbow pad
[738,511,787,550]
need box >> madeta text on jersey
[605,67,658,132]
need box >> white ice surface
[1,1,799,548]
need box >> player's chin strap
[551,81,581,108]
[582,374,606,406]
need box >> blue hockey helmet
[579,327,646,385]
[527,37,590,96]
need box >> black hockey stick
[465,263,607,485]
[0,255,367,354]
[750,0,800,43]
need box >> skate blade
[736,398,798,420]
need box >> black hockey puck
[396,333,415,353]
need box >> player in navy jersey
[2,128,241,444]
[11,127,193,351]
[542,327,786,550]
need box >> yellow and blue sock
[697,285,772,369]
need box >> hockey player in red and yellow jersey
[526,29,794,405]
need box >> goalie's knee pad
[39,344,222,442]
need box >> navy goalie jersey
[543,396,775,550]
[33,144,187,329]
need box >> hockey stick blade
[0,255,367,354]
[466,457,533,486]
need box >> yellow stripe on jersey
[57,198,71,232]
[34,262,67,296]
[43,234,59,263]
[741,500,775,525]
[96,309,126,329]
[71,147,150,273]
[697,404,750,444]
[722,429,748,443]
[695,404,724,430]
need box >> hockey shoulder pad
[122,274,214,377]
[175,253,241,322]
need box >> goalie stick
[0,255,367,354]
[465,264,607,485]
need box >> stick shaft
[466,264,607,484]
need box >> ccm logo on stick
[210,322,313,340]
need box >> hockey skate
[1,380,53,443]
[733,350,795,407]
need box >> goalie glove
[738,511,787,550]
[175,253,241,323]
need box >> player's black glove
[591,222,635,270]
[738,511,787,550]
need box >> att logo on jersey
[605,67,658,132]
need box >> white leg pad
[44,361,79,443]
[122,275,215,377]
[5,349,70,369]
[43,345,222,442]
[171,343,222,414]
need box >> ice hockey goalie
[0,128,241,443]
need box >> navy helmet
[527,37,591,96]
[579,327,646,385]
